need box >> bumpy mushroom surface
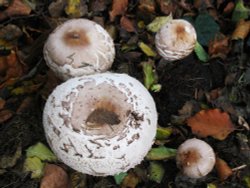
[43,73,157,176]
[155,19,197,61]
[176,138,215,178]
[43,19,115,80]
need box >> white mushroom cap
[43,73,157,176]
[155,19,197,61]
[176,138,215,178]
[43,19,115,80]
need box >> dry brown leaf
[0,98,5,110]
[187,109,235,140]
[0,109,13,123]
[231,20,250,40]
[138,0,156,13]
[40,164,69,188]
[156,0,175,15]
[121,171,140,188]
[0,0,31,21]
[215,157,233,181]
[0,50,24,81]
[223,2,235,15]
[120,16,136,32]
[16,96,33,113]
[109,0,128,22]
[208,35,230,59]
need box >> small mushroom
[176,138,215,178]
[43,19,115,80]
[155,19,197,61]
[43,73,157,176]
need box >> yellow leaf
[138,42,156,57]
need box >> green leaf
[232,0,250,22]
[114,172,128,185]
[156,127,172,140]
[23,157,45,179]
[138,42,157,57]
[244,175,250,187]
[194,42,209,62]
[194,13,220,46]
[141,61,158,91]
[148,161,165,183]
[207,183,217,188]
[26,142,57,162]
[147,15,173,33]
[146,146,177,160]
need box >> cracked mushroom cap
[176,138,216,179]
[43,73,157,176]
[155,19,197,61]
[43,19,115,80]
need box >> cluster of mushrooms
[43,18,215,178]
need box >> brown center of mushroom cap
[70,81,133,137]
[63,29,90,47]
[179,148,201,167]
[175,24,188,41]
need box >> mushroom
[155,19,197,61]
[43,73,157,176]
[43,19,115,80]
[176,138,215,178]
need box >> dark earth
[0,0,250,188]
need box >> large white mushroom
[155,19,197,61]
[43,19,115,80]
[43,73,157,176]
[176,138,216,178]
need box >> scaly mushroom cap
[43,19,115,80]
[43,73,157,176]
[176,138,215,178]
[155,19,197,61]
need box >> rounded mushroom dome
[43,19,115,80]
[43,73,157,176]
[155,19,197,61]
[176,138,215,178]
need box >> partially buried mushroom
[43,73,157,176]
[176,138,216,179]
[155,19,197,61]
[43,19,115,80]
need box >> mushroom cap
[43,73,157,176]
[176,138,215,178]
[155,19,197,61]
[43,19,115,80]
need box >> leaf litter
[0,0,250,187]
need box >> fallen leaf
[215,157,233,181]
[0,24,22,47]
[109,0,128,22]
[231,20,250,40]
[138,42,157,57]
[90,0,109,12]
[0,0,32,21]
[120,16,136,33]
[195,13,220,46]
[16,96,33,113]
[141,60,157,90]
[187,109,235,140]
[232,0,249,22]
[208,35,230,59]
[244,175,250,187]
[70,172,87,188]
[223,2,235,15]
[0,109,13,123]
[40,164,69,188]
[48,0,67,18]
[156,127,172,140]
[65,0,87,18]
[194,41,209,62]
[138,0,156,13]
[156,0,175,15]
[114,172,128,185]
[0,50,24,80]
[23,156,44,179]
[146,146,176,160]
[121,171,140,188]
[26,142,57,162]
[0,143,21,168]
[0,98,5,110]
[207,183,217,188]
[147,15,172,33]
[148,161,165,183]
